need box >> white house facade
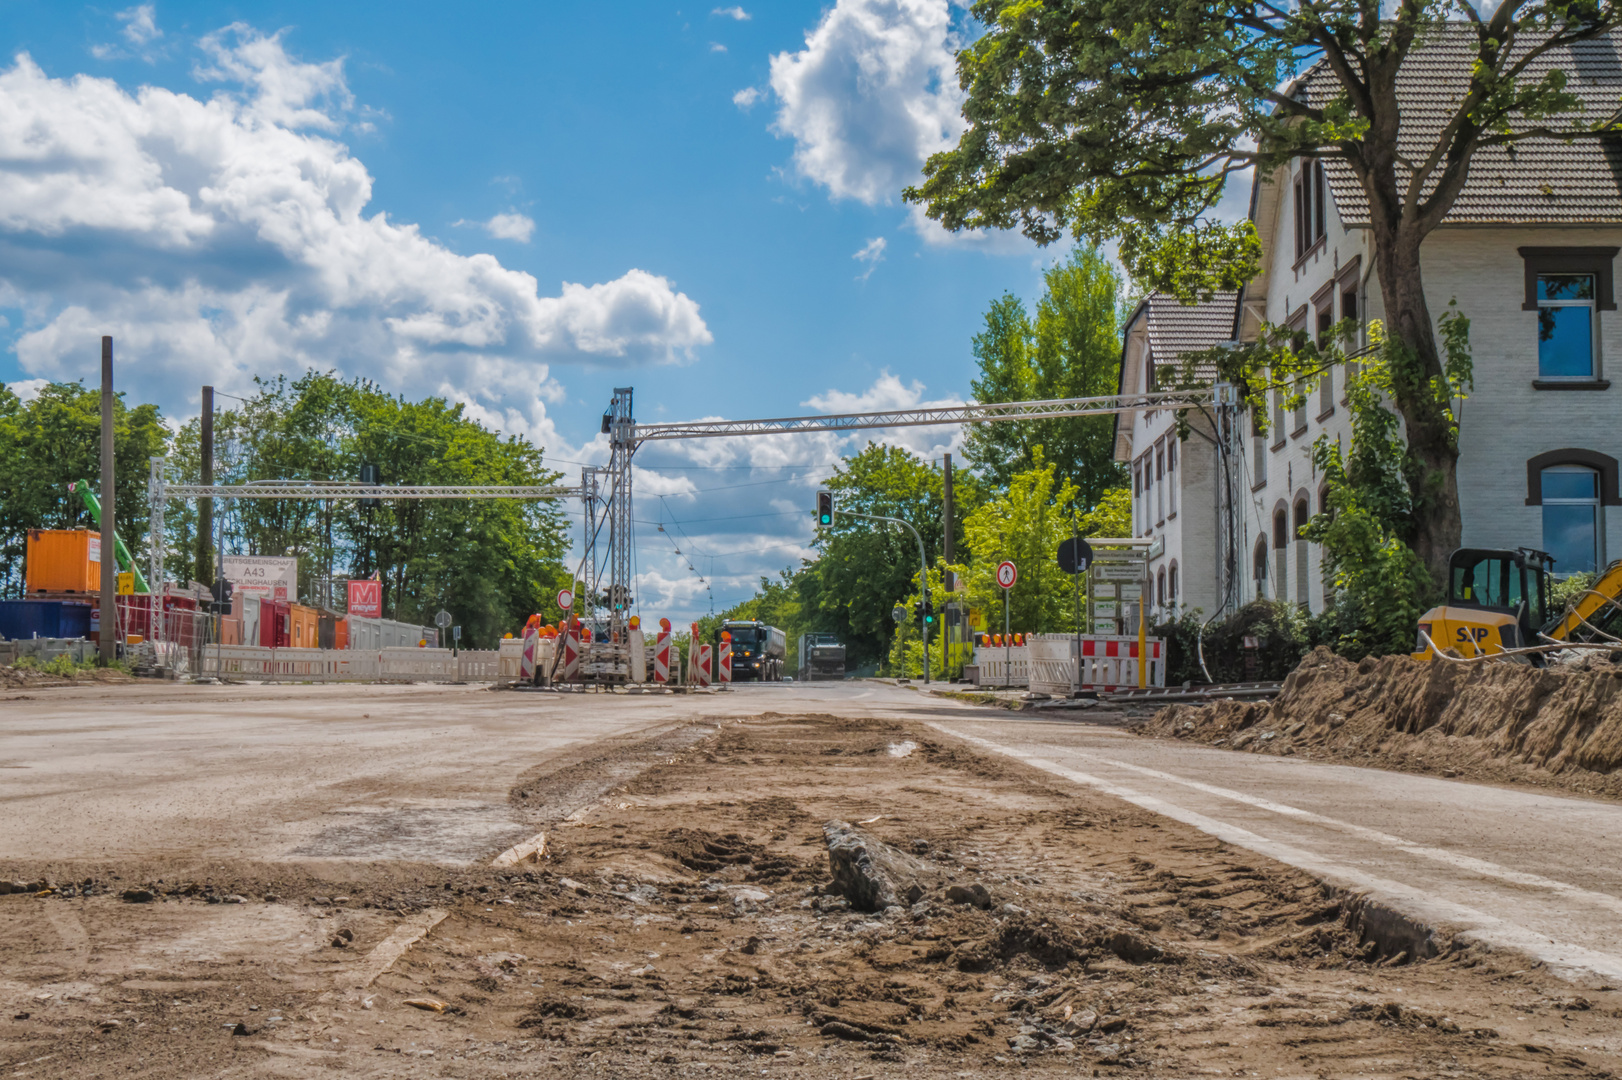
[1125,30,1622,620]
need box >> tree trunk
[1371,232,1462,587]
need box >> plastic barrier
[520,628,539,683]
[697,644,712,687]
[654,630,671,682]
[1023,634,1166,694]
[629,628,646,682]
[718,639,732,685]
[563,625,582,681]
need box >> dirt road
[928,710,1622,989]
[4,680,1622,1077]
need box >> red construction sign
[347,579,382,618]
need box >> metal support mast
[605,388,636,638]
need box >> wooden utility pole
[98,337,115,665]
[198,386,213,587]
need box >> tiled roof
[1298,28,1622,225]
[1146,292,1238,383]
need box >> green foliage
[42,652,79,677]
[1298,321,1452,658]
[906,0,1616,293]
[0,381,168,595]
[1154,600,1312,685]
[1551,571,1598,616]
[948,451,1086,635]
[964,249,1130,508]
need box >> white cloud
[731,86,762,109]
[92,3,166,61]
[852,235,886,281]
[484,212,536,243]
[712,6,752,20]
[0,31,711,452]
[622,371,965,626]
[766,0,964,205]
[710,42,728,54]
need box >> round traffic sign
[1056,536,1094,575]
[997,560,1018,589]
[434,609,452,629]
[556,588,574,610]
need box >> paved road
[0,680,960,865]
[926,708,1622,988]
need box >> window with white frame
[1155,443,1165,522]
[1167,438,1177,515]
[1542,465,1603,575]
[1537,274,1597,379]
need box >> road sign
[1091,601,1119,618]
[347,579,382,618]
[453,625,462,641]
[435,609,453,629]
[1056,537,1094,575]
[556,588,574,610]
[1093,563,1147,583]
[891,605,906,622]
[996,561,1018,589]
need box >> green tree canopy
[0,381,168,594]
[907,0,1622,583]
[965,247,1128,510]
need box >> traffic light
[912,600,935,626]
[360,463,381,509]
[816,490,833,526]
[922,601,935,626]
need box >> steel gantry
[144,463,582,652]
[140,384,1218,664]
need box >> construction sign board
[1092,563,1148,583]
[347,579,382,618]
[223,555,298,602]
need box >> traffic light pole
[836,509,931,684]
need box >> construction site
[2,378,1622,1080]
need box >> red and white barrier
[520,628,539,683]
[563,624,582,681]
[718,638,732,685]
[697,644,712,687]
[654,630,671,683]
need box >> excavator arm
[65,480,149,594]
[1543,560,1622,644]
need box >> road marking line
[1031,744,1622,919]
[929,723,1622,987]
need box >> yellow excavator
[1412,548,1622,663]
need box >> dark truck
[720,620,787,680]
[797,633,845,681]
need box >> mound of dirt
[1140,646,1622,798]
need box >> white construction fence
[970,633,1165,694]
[198,646,502,683]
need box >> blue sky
[0,0,1073,623]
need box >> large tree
[907,0,1622,583]
[965,247,1128,509]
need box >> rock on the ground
[945,883,993,909]
[823,820,939,913]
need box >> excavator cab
[1412,548,1552,661]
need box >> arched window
[1293,497,1312,607]
[1253,538,1270,599]
[1168,562,1179,606]
[1273,507,1289,549]
[1157,568,1167,608]
[1542,465,1603,575]
[1272,506,1290,602]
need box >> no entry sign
[997,560,1018,589]
[556,588,574,610]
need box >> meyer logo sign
[222,555,298,601]
[348,579,383,618]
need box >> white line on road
[930,724,1622,988]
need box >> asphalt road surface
[4,678,1621,988]
[927,708,1622,989]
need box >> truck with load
[798,633,845,681]
[718,620,786,680]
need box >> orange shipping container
[288,603,319,648]
[334,617,349,650]
[25,529,102,594]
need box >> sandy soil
[3,711,1620,1078]
[0,664,134,690]
[1141,647,1622,802]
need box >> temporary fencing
[1025,633,1166,694]
[197,646,501,683]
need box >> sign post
[997,560,1017,690]
[1056,534,1093,695]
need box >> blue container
[0,599,94,640]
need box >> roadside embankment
[1139,646,1622,800]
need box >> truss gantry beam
[630,389,1215,442]
[162,483,582,500]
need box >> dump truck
[1412,547,1622,663]
[798,632,846,681]
[719,620,786,681]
